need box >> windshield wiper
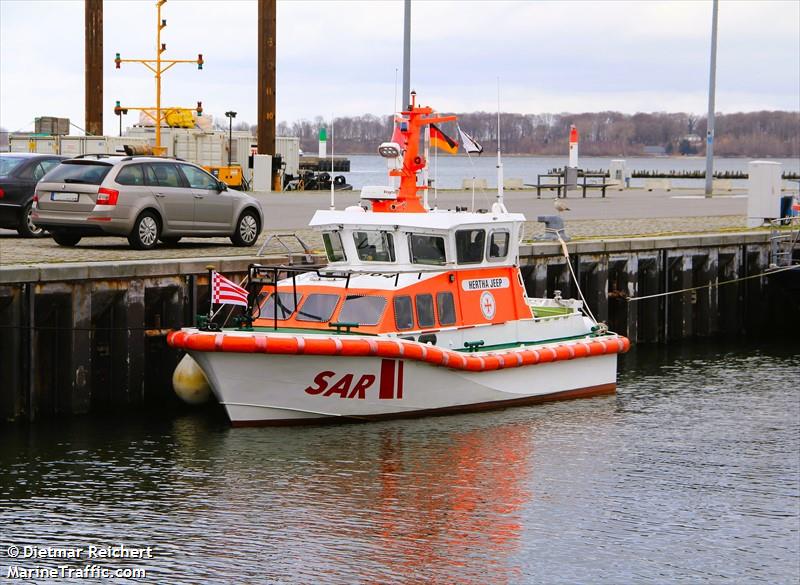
[63,178,94,184]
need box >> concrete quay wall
[519,231,792,345]
[0,232,795,423]
[0,255,294,423]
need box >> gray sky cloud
[1,0,798,136]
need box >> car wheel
[160,236,182,246]
[52,232,82,247]
[231,209,260,247]
[128,211,161,250]
[17,202,46,238]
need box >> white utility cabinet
[747,161,782,227]
[252,154,272,192]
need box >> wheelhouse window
[338,295,387,326]
[258,292,302,320]
[394,296,414,330]
[455,229,486,264]
[415,294,435,328]
[488,230,510,260]
[353,231,395,262]
[436,292,456,326]
[296,293,340,322]
[322,231,346,262]
[409,234,446,265]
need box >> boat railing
[245,263,449,331]
[256,232,315,262]
[768,216,800,268]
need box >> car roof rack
[119,154,186,162]
[71,153,127,160]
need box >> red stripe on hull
[397,361,404,400]
[379,359,395,399]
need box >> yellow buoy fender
[172,354,211,405]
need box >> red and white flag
[211,271,249,307]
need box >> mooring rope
[626,264,799,302]
[551,229,599,325]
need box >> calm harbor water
[1,341,798,584]
[343,154,800,190]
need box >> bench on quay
[530,172,610,199]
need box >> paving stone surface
[7,185,786,266]
[1,214,749,266]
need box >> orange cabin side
[251,266,531,335]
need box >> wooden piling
[85,0,103,136]
[257,0,277,156]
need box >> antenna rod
[496,77,504,208]
[402,0,411,108]
[422,124,430,210]
[329,114,335,210]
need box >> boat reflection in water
[169,400,616,584]
[1,342,796,583]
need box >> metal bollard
[535,215,569,241]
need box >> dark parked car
[0,153,65,237]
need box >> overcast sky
[1,0,798,135]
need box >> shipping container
[111,127,298,173]
[234,136,256,171]
[34,117,70,136]
[10,134,150,157]
[59,137,85,158]
[9,136,59,154]
[276,137,300,176]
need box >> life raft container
[168,331,630,373]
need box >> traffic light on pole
[197,54,204,70]
[115,53,121,69]
[196,101,203,115]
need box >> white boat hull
[189,350,619,426]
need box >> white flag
[458,126,484,155]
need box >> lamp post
[704,0,719,196]
[114,101,128,137]
[225,110,237,167]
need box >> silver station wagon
[33,155,263,249]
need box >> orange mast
[373,92,456,213]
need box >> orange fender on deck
[167,331,631,373]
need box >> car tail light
[96,187,119,206]
[32,191,37,204]
[0,187,4,199]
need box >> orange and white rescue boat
[168,94,630,426]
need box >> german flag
[430,124,459,154]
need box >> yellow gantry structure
[114,0,203,155]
